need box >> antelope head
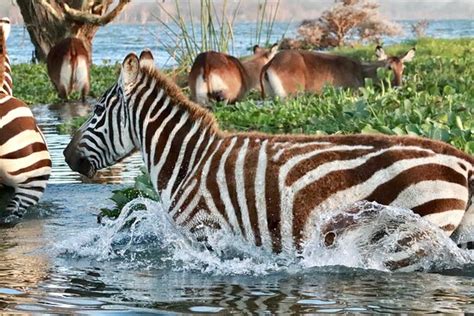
[375,46,416,87]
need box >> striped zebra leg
[1,175,49,225]
[452,186,474,249]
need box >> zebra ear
[121,53,140,89]
[139,49,155,69]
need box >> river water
[1,20,474,313]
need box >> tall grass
[254,0,282,47]
[155,0,281,75]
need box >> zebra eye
[94,106,105,116]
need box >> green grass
[12,62,118,105]
[215,38,474,154]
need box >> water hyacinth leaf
[431,128,451,141]
[100,169,158,220]
[405,124,423,136]
[455,116,464,130]
[439,113,448,123]
[465,141,474,154]
[442,85,456,95]
[392,126,406,135]
[361,125,382,135]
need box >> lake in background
[1,20,474,314]
[8,20,474,65]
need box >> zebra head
[64,50,155,177]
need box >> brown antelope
[189,44,278,106]
[47,37,91,102]
[64,50,474,271]
[261,46,416,98]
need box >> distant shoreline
[8,18,474,26]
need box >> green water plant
[56,39,473,154]
[12,63,118,105]
[98,168,158,221]
[155,0,282,75]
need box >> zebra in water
[64,50,474,256]
[0,17,51,225]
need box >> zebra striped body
[64,51,474,252]
[0,18,51,224]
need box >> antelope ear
[139,49,155,69]
[253,44,263,54]
[401,48,416,63]
[0,17,10,40]
[375,45,387,61]
[121,53,140,89]
[270,43,279,55]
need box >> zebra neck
[0,30,11,96]
[133,84,220,206]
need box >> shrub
[411,20,430,38]
[286,0,402,49]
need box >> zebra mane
[0,26,5,94]
[140,65,224,137]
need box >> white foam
[52,198,474,275]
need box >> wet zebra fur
[64,51,474,252]
[0,18,51,224]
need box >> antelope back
[189,51,246,105]
[189,44,278,105]
[47,37,91,100]
[262,50,364,98]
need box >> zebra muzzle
[64,152,95,178]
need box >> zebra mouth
[86,167,96,178]
[79,159,96,178]
[65,155,96,178]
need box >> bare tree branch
[37,0,63,20]
[62,0,131,26]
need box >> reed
[155,0,281,75]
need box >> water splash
[53,198,473,275]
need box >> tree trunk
[16,0,129,62]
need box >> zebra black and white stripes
[64,51,474,252]
[0,17,51,224]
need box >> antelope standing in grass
[0,18,51,225]
[64,51,474,269]
[189,44,278,107]
[261,46,415,98]
[47,37,91,102]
